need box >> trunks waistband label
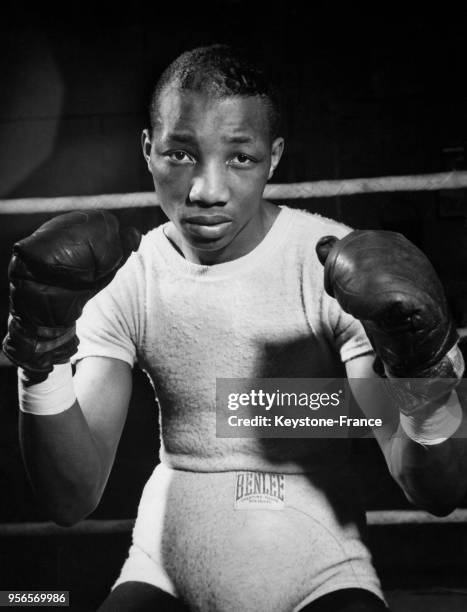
[234,471,285,510]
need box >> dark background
[1,0,467,519]
[1,2,467,608]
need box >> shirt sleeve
[303,212,374,364]
[326,293,374,363]
[73,252,145,367]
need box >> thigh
[98,582,189,612]
[299,588,389,612]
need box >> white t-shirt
[75,205,373,471]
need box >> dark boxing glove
[3,210,141,380]
[316,231,459,378]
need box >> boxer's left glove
[316,230,464,444]
[2,210,141,382]
[315,230,460,379]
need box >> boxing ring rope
[1,509,467,537]
[0,170,466,214]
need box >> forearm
[19,401,105,526]
[348,355,467,516]
[17,364,111,526]
[383,349,467,514]
[387,421,467,516]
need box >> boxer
[4,45,467,612]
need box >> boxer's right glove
[2,210,141,382]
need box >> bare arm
[347,354,467,516]
[20,357,132,526]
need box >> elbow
[415,499,457,518]
[48,503,96,527]
[44,490,101,528]
[403,488,459,518]
[51,514,83,528]
[390,462,464,518]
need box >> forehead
[153,86,271,141]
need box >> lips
[182,214,233,242]
[184,215,232,226]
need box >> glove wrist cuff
[384,344,465,379]
[9,316,75,340]
[2,317,78,377]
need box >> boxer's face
[142,86,284,264]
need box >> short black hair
[149,44,281,139]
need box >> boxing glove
[316,230,459,378]
[3,210,141,380]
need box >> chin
[190,239,230,252]
[183,232,233,252]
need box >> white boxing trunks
[114,463,384,611]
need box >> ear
[141,129,152,171]
[268,137,284,180]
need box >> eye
[166,150,194,164]
[229,153,256,167]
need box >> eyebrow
[164,132,255,145]
[165,132,197,144]
[222,135,255,144]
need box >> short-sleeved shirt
[75,205,373,472]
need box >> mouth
[182,215,233,241]
[184,215,232,226]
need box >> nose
[188,162,229,206]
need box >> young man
[4,45,467,612]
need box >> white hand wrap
[18,363,76,415]
[399,390,463,445]
[385,345,464,445]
